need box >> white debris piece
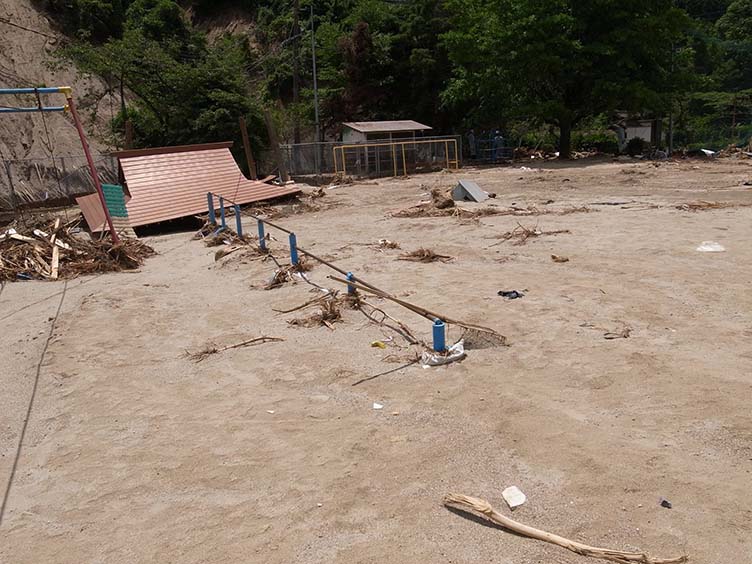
[372,402,384,410]
[502,486,527,510]
[696,241,725,252]
[420,340,466,368]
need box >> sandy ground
[2,157,752,564]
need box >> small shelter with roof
[341,120,432,144]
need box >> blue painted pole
[289,232,299,265]
[433,319,446,352]
[257,220,266,250]
[0,106,67,113]
[0,87,66,95]
[234,204,243,236]
[346,272,356,294]
[219,197,226,229]
[207,193,216,224]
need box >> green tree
[63,8,263,159]
[443,1,691,157]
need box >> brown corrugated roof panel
[78,143,300,230]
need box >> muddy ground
[2,156,752,563]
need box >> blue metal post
[207,193,216,224]
[289,232,299,265]
[433,319,446,352]
[346,272,356,294]
[219,197,226,229]
[234,204,243,236]
[0,87,66,95]
[257,220,266,250]
[0,106,67,113]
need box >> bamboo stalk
[328,275,502,337]
[443,494,687,564]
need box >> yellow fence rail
[333,138,459,177]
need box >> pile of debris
[392,188,593,219]
[675,200,752,212]
[0,218,154,281]
[716,145,752,159]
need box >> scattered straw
[186,336,284,362]
[265,257,313,290]
[490,222,571,246]
[398,248,454,263]
[288,296,343,329]
[675,201,752,212]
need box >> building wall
[343,128,366,144]
[625,124,653,143]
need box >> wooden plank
[50,218,61,280]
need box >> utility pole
[311,2,321,175]
[292,0,301,144]
[311,2,320,145]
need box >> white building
[341,120,432,144]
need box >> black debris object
[660,498,672,509]
[498,290,524,299]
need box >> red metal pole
[63,88,120,245]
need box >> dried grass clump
[288,295,343,329]
[398,248,454,263]
[675,200,751,212]
[187,336,284,362]
[490,222,571,247]
[264,257,314,290]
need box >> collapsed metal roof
[77,142,300,230]
[342,120,432,133]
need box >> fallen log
[443,493,687,564]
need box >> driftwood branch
[187,336,284,362]
[443,494,687,564]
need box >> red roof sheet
[77,143,300,230]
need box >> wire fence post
[219,196,226,230]
[234,204,243,236]
[433,318,446,352]
[207,192,216,225]
[289,232,299,265]
[257,220,266,250]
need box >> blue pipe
[257,220,266,250]
[234,204,242,236]
[0,87,65,95]
[289,232,299,265]
[207,192,216,224]
[433,319,446,352]
[0,106,67,113]
[219,197,226,229]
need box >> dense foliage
[53,0,752,157]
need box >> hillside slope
[0,0,116,207]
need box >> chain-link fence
[0,155,118,211]
[279,135,462,178]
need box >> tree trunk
[559,119,572,159]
